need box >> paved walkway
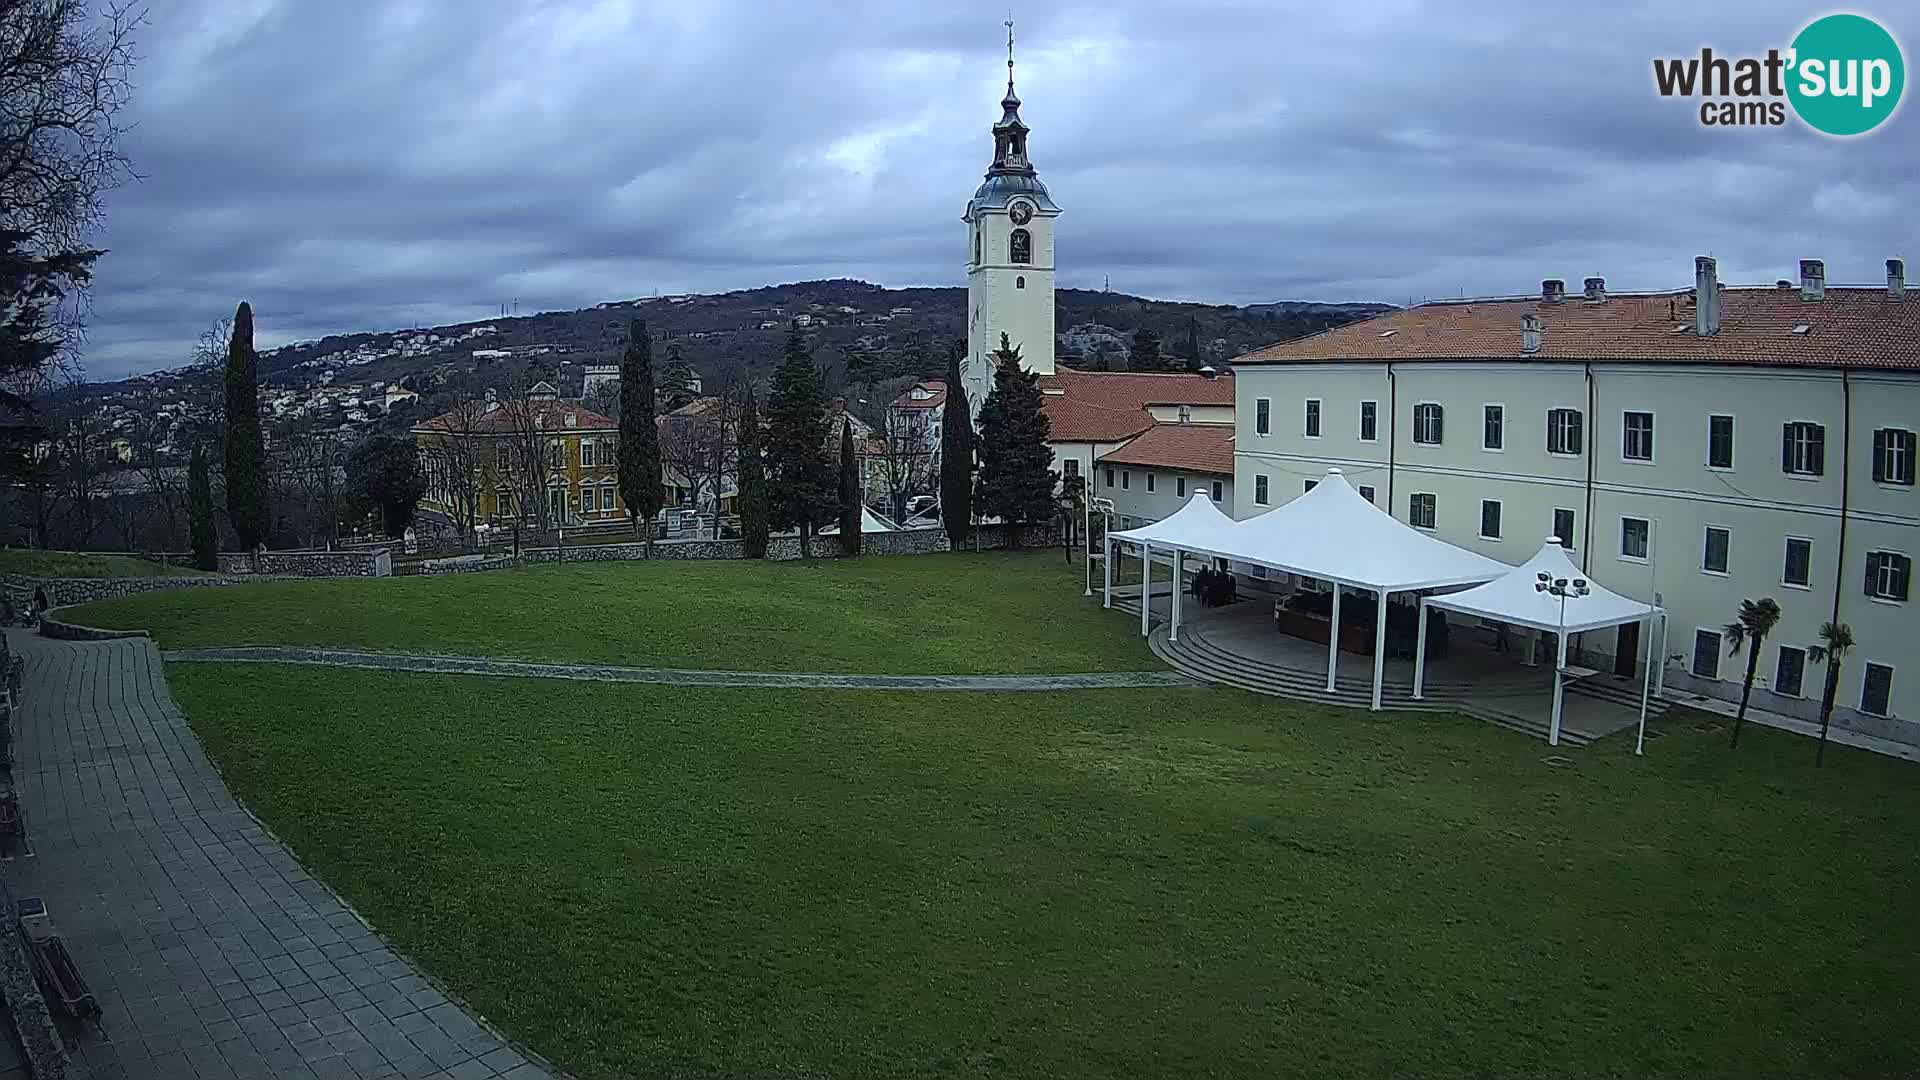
[162,646,1196,691]
[1,630,555,1080]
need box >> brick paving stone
[0,631,557,1080]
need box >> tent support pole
[1170,550,1182,643]
[1635,613,1653,757]
[1326,585,1342,691]
[1140,543,1152,638]
[1102,535,1113,608]
[1549,629,1569,747]
[1413,598,1429,700]
[1370,588,1388,711]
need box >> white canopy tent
[1107,470,1507,710]
[1418,538,1665,751]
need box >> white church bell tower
[962,21,1058,418]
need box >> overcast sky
[81,0,1917,380]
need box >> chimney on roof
[831,396,847,413]
[1541,279,1566,303]
[1799,258,1826,302]
[1520,313,1543,354]
[1889,258,1906,299]
[1583,277,1606,302]
[1694,256,1721,336]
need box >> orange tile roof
[1097,423,1235,475]
[1038,367,1234,442]
[1235,286,1920,370]
[413,399,618,435]
[889,380,947,410]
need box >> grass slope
[65,552,1148,674]
[169,664,1920,1080]
[0,549,206,578]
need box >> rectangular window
[1860,662,1894,717]
[1483,404,1504,450]
[1121,470,1130,490]
[1874,428,1916,485]
[1547,408,1583,456]
[1254,475,1269,505]
[1620,516,1650,561]
[1865,551,1911,601]
[1479,499,1502,540]
[1691,629,1722,679]
[1104,467,1114,488]
[1409,492,1436,530]
[1255,398,1271,436]
[1304,399,1321,437]
[1359,485,1375,504]
[1783,538,1812,588]
[601,486,616,511]
[1359,401,1378,442]
[1783,421,1825,476]
[581,441,595,468]
[1623,411,1655,461]
[579,488,592,513]
[549,441,563,468]
[1702,525,1730,574]
[1063,459,1080,478]
[1175,476,1186,497]
[1211,480,1223,502]
[1708,414,1735,469]
[1553,508,1577,550]
[1774,646,1806,697]
[1412,403,1443,445]
[1303,480,1318,494]
[1145,472,1155,493]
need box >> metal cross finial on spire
[1005,14,1015,91]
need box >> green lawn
[63,552,1148,674]
[0,548,206,578]
[169,664,1920,1080]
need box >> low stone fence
[1,573,253,612]
[216,548,391,577]
[402,523,1060,574]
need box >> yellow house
[411,384,624,528]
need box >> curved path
[1,630,555,1080]
[162,645,1197,691]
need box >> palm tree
[1723,597,1782,748]
[1806,621,1855,767]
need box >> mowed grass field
[168,663,1920,1080]
[0,548,207,578]
[65,552,1150,674]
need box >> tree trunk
[1730,640,1761,748]
[1816,662,1840,767]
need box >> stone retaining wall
[216,548,390,577]
[1,573,252,611]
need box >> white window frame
[1304,398,1322,439]
[1773,645,1807,698]
[1701,525,1731,576]
[1479,498,1502,540]
[1622,409,1656,464]
[1409,492,1437,531]
[1546,407,1583,457]
[1481,403,1505,452]
[1145,472,1155,493]
[1358,484,1375,504]
[579,486,593,513]
[1619,515,1651,563]
[1691,628,1723,680]
[1411,402,1443,446]
[580,440,595,468]
[1175,476,1186,498]
[601,485,616,511]
[1553,508,1577,550]
[1255,398,1271,437]
[1783,420,1825,478]
[1359,400,1378,443]
[1121,470,1130,490]
[1211,480,1223,502]
[1254,474,1269,505]
[1782,536,1813,590]
[1859,661,1894,718]
[1707,413,1736,471]
[1866,549,1911,603]
[1875,427,1916,486]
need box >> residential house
[411,383,624,527]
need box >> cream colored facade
[1232,360,1918,737]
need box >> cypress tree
[764,324,835,557]
[222,302,269,548]
[1181,316,1201,364]
[658,343,698,413]
[837,420,861,556]
[939,342,974,547]
[617,319,664,550]
[736,390,769,558]
[975,333,1056,549]
[188,442,218,571]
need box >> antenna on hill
[1103,274,1110,293]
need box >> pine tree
[939,342,974,546]
[617,320,664,550]
[658,343,698,413]
[764,324,836,557]
[1129,327,1165,372]
[188,442,218,570]
[837,420,861,556]
[975,333,1056,549]
[1181,316,1201,364]
[736,389,770,558]
[223,302,270,548]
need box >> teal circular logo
[1788,14,1904,136]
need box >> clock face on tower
[1008,200,1034,225]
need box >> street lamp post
[1534,571,1590,747]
